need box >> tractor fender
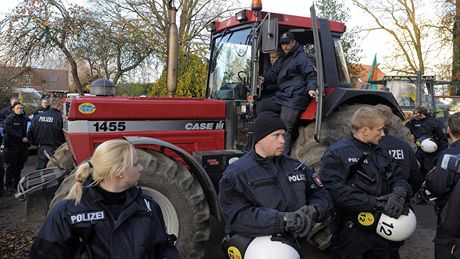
[123,136,220,220]
[301,88,405,121]
[323,88,405,119]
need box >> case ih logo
[185,121,225,130]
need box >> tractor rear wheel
[49,149,210,259]
[292,104,413,168]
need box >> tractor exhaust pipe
[167,0,179,97]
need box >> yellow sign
[227,246,242,259]
[357,212,375,226]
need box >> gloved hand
[377,192,406,218]
[284,206,317,238]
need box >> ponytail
[65,162,92,204]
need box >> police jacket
[405,115,448,151]
[28,108,65,146]
[0,106,12,127]
[30,185,179,259]
[33,106,49,117]
[379,134,423,193]
[262,43,317,110]
[425,139,460,238]
[3,112,28,148]
[320,136,411,215]
[218,149,332,237]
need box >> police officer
[0,96,19,127]
[406,106,448,176]
[3,102,29,192]
[257,32,317,155]
[219,112,332,255]
[33,97,49,117]
[28,98,65,169]
[376,104,422,259]
[425,112,460,259]
[30,139,179,258]
[376,104,423,194]
[320,106,412,259]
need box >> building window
[25,75,32,84]
[49,76,58,83]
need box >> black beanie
[253,112,286,145]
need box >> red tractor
[17,3,411,258]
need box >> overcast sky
[0,0,450,73]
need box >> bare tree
[92,0,239,59]
[351,0,447,75]
[0,0,92,94]
[453,0,460,82]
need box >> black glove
[377,192,405,218]
[284,206,317,238]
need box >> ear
[362,127,369,136]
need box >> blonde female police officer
[30,139,179,259]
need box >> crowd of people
[1,31,460,259]
[0,96,65,195]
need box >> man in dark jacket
[406,106,448,177]
[28,98,65,169]
[33,97,49,117]
[219,112,332,254]
[0,96,19,127]
[258,32,317,154]
[321,106,412,259]
[3,102,29,192]
[425,112,460,259]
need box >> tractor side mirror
[261,18,278,54]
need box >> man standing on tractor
[320,107,413,259]
[218,112,331,258]
[405,106,448,177]
[257,32,317,155]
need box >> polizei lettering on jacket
[388,149,404,160]
[38,117,54,123]
[185,121,225,130]
[70,211,105,224]
[288,172,307,183]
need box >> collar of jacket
[450,139,460,148]
[249,148,282,166]
[49,107,61,113]
[351,135,379,152]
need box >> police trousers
[434,226,460,259]
[4,145,28,189]
[36,145,59,170]
[332,222,392,259]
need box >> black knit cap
[253,112,286,145]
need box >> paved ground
[0,153,438,258]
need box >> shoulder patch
[312,172,323,187]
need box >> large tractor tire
[290,104,413,250]
[292,104,413,168]
[49,149,210,259]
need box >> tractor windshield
[207,27,253,99]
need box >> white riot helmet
[420,138,438,153]
[376,209,417,241]
[244,236,301,259]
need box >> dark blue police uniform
[406,116,448,176]
[28,107,65,169]
[262,43,317,154]
[426,139,460,259]
[218,149,332,237]
[320,136,411,259]
[30,184,180,259]
[379,134,423,193]
[33,106,49,117]
[3,112,28,190]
